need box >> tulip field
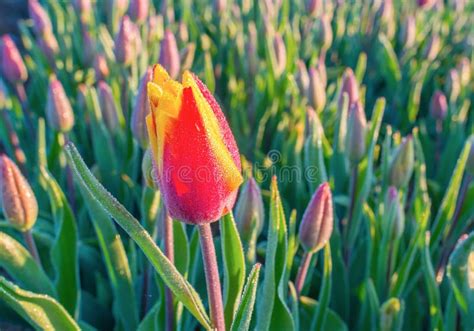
[1,0,473,330]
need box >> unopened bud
[305,107,324,140]
[82,29,95,67]
[445,69,460,101]
[114,16,141,66]
[380,298,402,331]
[178,22,189,44]
[142,148,156,189]
[128,0,148,23]
[28,0,52,36]
[1,35,28,84]
[38,32,59,67]
[94,54,109,81]
[235,177,265,242]
[317,56,327,87]
[308,67,326,113]
[385,187,405,239]
[73,0,91,25]
[399,15,416,49]
[423,34,440,61]
[346,101,367,165]
[97,81,120,131]
[319,15,333,52]
[273,33,287,77]
[457,57,470,87]
[132,67,153,147]
[338,68,359,109]
[417,0,435,8]
[430,90,448,120]
[389,136,414,188]
[295,60,309,96]
[306,0,322,16]
[159,29,180,79]
[466,136,474,175]
[46,77,74,133]
[0,155,38,232]
[214,0,226,14]
[299,182,333,253]
[76,84,89,111]
[147,15,163,43]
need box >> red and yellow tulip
[146,65,242,224]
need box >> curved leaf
[231,263,261,331]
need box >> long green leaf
[311,245,333,331]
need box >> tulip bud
[273,33,287,77]
[37,31,59,67]
[430,90,448,121]
[147,15,163,43]
[457,57,471,87]
[308,67,326,113]
[82,29,95,67]
[142,148,156,189]
[178,22,189,44]
[159,30,180,79]
[389,136,414,188]
[385,187,405,239]
[338,68,359,110]
[73,0,91,25]
[466,136,474,176]
[423,34,440,62]
[380,298,402,331]
[97,81,120,131]
[114,16,140,66]
[399,15,416,49]
[46,77,75,133]
[319,15,333,52]
[0,155,38,232]
[76,84,89,112]
[246,22,258,76]
[94,54,110,81]
[444,69,460,101]
[306,0,322,16]
[345,101,367,165]
[128,0,148,23]
[235,177,265,242]
[295,60,309,96]
[214,0,226,14]
[305,107,324,140]
[298,182,333,253]
[1,35,28,85]
[132,68,153,147]
[28,0,53,36]
[317,56,327,87]
[417,0,435,8]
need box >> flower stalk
[163,209,175,331]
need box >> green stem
[23,230,41,268]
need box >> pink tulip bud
[319,15,333,52]
[214,0,226,14]
[178,21,189,44]
[346,101,367,165]
[28,0,53,36]
[430,90,448,120]
[132,67,153,147]
[385,186,405,239]
[306,0,322,16]
[94,54,110,81]
[295,60,309,96]
[399,15,416,49]
[298,182,333,253]
[308,67,326,113]
[0,155,38,232]
[37,32,59,67]
[417,0,436,8]
[457,57,470,87]
[46,77,75,133]
[317,56,327,87]
[423,34,440,62]
[1,35,28,84]
[159,30,180,79]
[445,69,460,101]
[73,0,91,24]
[338,68,359,110]
[128,0,149,23]
[273,33,287,77]
[235,177,265,242]
[114,16,140,66]
[98,81,120,131]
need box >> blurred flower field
[0,0,473,330]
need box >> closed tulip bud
[346,101,367,165]
[146,65,243,224]
[1,35,28,85]
[73,0,91,24]
[82,29,95,66]
[128,0,148,22]
[178,22,189,44]
[466,136,474,175]
[235,177,265,242]
[389,136,414,188]
[380,298,402,331]
[159,30,180,79]
[76,84,88,111]
[132,67,153,147]
[457,57,470,87]
[417,0,435,8]
[94,54,109,81]
[46,77,75,133]
[305,107,324,140]
[105,0,129,17]
[306,0,322,16]
[98,81,120,131]
[214,0,226,14]
[430,90,448,120]
[385,186,405,239]
[28,0,52,36]
[114,16,139,66]
[0,155,38,232]
[399,15,416,49]
[142,148,156,188]
[273,33,287,77]
[295,60,309,96]
[246,23,258,76]
[299,182,333,253]
[319,15,333,52]
[423,34,440,62]
[317,56,327,87]
[147,15,163,43]
[38,32,59,66]
[445,69,460,101]
[338,68,359,110]
[308,67,326,113]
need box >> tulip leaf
[137,301,162,331]
[65,143,212,330]
[0,232,55,297]
[39,167,80,317]
[311,244,333,331]
[376,34,401,87]
[300,296,348,331]
[256,178,295,331]
[221,212,246,326]
[0,276,80,330]
[230,263,261,331]
[77,179,139,331]
[447,232,474,331]
[173,219,190,277]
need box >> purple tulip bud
[114,16,140,66]
[132,67,153,147]
[128,0,148,23]
[389,136,415,188]
[457,57,470,87]
[466,136,474,176]
[299,182,333,253]
[159,29,180,79]
[423,34,440,61]
[1,35,28,85]
[385,186,405,239]
[319,15,333,52]
[235,177,265,242]
[346,101,367,165]
[399,15,416,49]
[273,33,287,77]
[295,60,309,96]
[417,0,436,8]
[46,77,75,133]
[94,54,110,81]
[338,68,359,110]
[306,0,322,16]
[308,67,326,113]
[98,81,120,131]
[73,0,91,24]
[246,22,258,76]
[37,32,59,67]
[430,90,448,121]
[0,155,38,232]
[28,0,53,36]
[445,69,460,101]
